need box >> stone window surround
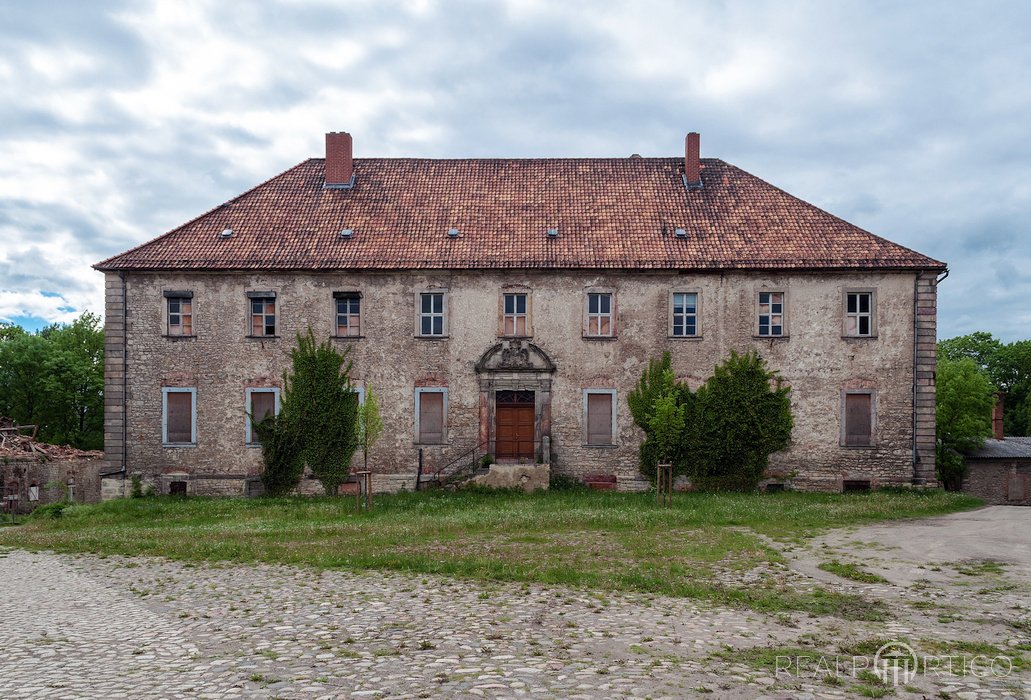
[332,289,364,339]
[840,388,877,448]
[668,289,702,339]
[162,289,195,338]
[498,285,533,338]
[755,288,789,338]
[414,387,448,445]
[842,288,878,339]
[583,287,617,339]
[582,388,618,447]
[245,387,281,446]
[415,287,449,339]
[246,290,278,338]
[161,387,197,447]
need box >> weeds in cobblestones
[818,560,889,584]
[954,560,1006,576]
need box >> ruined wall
[108,268,928,494]
[1,456,103,513]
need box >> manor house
[95,131,943,495]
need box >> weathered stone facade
[102,267,938,495]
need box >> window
[842,391,874,447]
[164,291,193,336]
[334,292,362,337]
[757,291,785,337]
[585,292,614,337]
[247,292,276,337]
[162,388,196,446]
[415,388,447,444]
[502,292,529,336]
[671,292,699,337]
[583,389,616,446]
[418,292,446,337]
[245,388,280,445]
[28,483,39,502]
[844,291,875,337]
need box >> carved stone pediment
[475,339,556,373]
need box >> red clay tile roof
[95,158,945,272]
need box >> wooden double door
[495,390,535,460]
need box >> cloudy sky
[1,0,1028,341]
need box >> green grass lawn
[0,488,980,619]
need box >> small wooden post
[354,470,373,511]
[656,463,673,507]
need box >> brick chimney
[324,131,354,189]
[684,132,701,189]
[993,392,1005,440]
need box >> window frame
[245,387,281,446]
[499,289,532,338]
[246,291,278,338]
[755,290,788,338]
[582,388,617,447]
[163,290,195,337]
[583,289,616,339]
[668,289,702,339]
[414,387,448,444]
[842,289,877,338]
[840,389,877,448]
[332,290,363,339]
[161,387,197,447]
[415,289,449,338]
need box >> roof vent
[219,227,233,239]
[546,228,559,238]
[339,228,353,239]
[674,228,687,238]
[447,227,460,238]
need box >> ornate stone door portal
[475,340,556,463]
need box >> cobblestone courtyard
[1,508,1030,699]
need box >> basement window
[842,479,872,493]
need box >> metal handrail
[430,439,491,484]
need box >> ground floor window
[245,388,281,445]
[415,388,447,444]
[583,389,616,445]
[162,388,196,446]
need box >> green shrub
[548,473,586,491]
[29,503,66,520]
[692,351,792,491]
[130,475,143,499]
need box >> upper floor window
[418,291,447,337]
[671,292,698,337]
[164,291,194,336]
[502,292,529,336]
[334,292,362,337]
[757,291,785,337]
[248,292,276,337]
[844,291,875,337]
[585,292,614,337]
[162,387,196,446]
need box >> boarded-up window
[586,392,614,445]
[844,393,872,446]
[165,390,194,444]
[418,391,445,444]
